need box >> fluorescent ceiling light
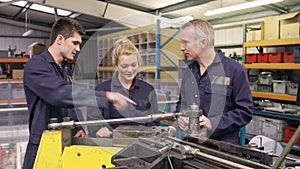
[204,0,284,16]
[22,29,33,36]
[12,0,27,7]
[30,4,71,16]
[3,0,72,16]
[69,13,81,18]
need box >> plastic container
[272,80,287,94]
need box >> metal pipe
[0,107,28,113]
[272,124,300,169]
[193,150,254,169]
[48,112,183,129]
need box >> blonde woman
[88,38,159,138]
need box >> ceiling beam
[26,0,164,28]
[14,2,33,20]
[0,17,51,32]
[0,0,20,7]
[105,0,153,12]
[155,0,216,14]
[264,4,289,14]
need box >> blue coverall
[176,50,253,144]
[22,50,108,169]
[87,72,159,137]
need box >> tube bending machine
[33,107,300,169]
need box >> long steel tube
[48,112,183,129]
[0,107,28,113]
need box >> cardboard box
[28,42,46,57]
[280,12,300,39]
[264,15,280,40]
[247,29,262,41]
[12,69,24,79]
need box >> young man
[22,17,134,169]
[176,19,253,144]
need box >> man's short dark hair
[49,17,85,45]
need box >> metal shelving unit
[241,38,300,151]
[96,21,184,88]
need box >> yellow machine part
[34,130,62,169]
[34,130,122,169]
[62,145,121,169]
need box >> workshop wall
[0,23,49,56]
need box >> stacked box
[258,73,273,85]
[279,12,300,39]
[264,15,280,40]
[257,72,273,93]
[257,53,269,63]
[268,52,283,63]
[286,82,298,95]
[283,52,294,63]
[272,80,287,94]
[12,69,24,79]
[246,54,257,63]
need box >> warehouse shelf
[241,110,300,152]
[0,58,28,63]
[244,63,300,69]
[244,38,300,48]
[241,38,300,150]
[215,43,243,49]
[97,21,183,83]
[251,91,296,102]
[0,79,23,82]
[0,99,26,105]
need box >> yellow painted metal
[34,130,62,169]
[61,145,121,169]
[33,130,121,169]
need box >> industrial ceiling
[0,0,300,37]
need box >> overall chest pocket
[204,84,233,108]
[205,84,232,96]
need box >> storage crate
[272,80,287,94]
[259,116,287,141]
[11,83,25,100]
[257,84,272,92]
[284,124,300,146]
[286,82,298,95]
[268,52,283,63]
[250,82,257,91]
[283,52,294,63]
[258,72,273,85]
[248,69,259,76]
[257,53,268,63]
[246,54,257,63]
[294,48,300,63]
[246,115,260,135]
[0,83,8,100]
